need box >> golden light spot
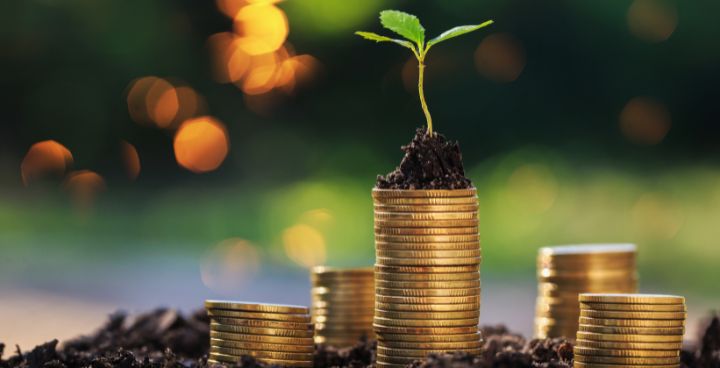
[631,193,684,239]
[227,42,252,83]
[146,78,179,128]
[175,86,205,123]
[63,170,106,208]
[200,238,260,295]
[281,54,320,94]
[628,0,677,43]
[127,76,160,125]
[507,164,558,214]
[234,3,289,55]
[282,224,326,268]
[208,32,240,83]
[299,208,334,228]
[21,140,73,186]
[120,140,141,181]
[474,33,526,83]
[620,97,671,145]
[240,48,285,95]
[174,116,230,173]
[216,0,246,18]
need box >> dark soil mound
[376,128,473,190]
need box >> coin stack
[205,300,314,368]
[372,188,482,368]
[310,266,375,346]
[575,293,686,368]
[535,244,638,338]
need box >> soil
[376,128,473,190]
[1,309,718,368]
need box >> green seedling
[356,10,493,135]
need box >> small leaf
[427,20,494,48]
[379,10,425,47]
[355,31,418,53]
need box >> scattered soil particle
[376,128,473,190]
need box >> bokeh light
[282,224,326,268]
[620,96,671,145]
[474,33,526,83]
[234,3,288,55]
[146,78,179,128]
[173,116,230,173]
[506,164,558,214]
[627,0,677,43]
[200,238,260,295]
[63,170,106,208]
[20,140,74,186]
[631,193,684,240]
[241,49,283,95]
[127,77,204,129]
[120,140,141,181]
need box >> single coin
[311,300,375,309]
[314,323,375,332]
[375,219,478,228]
[574,354,680,365]
[374,204,479,212]
[376,295,480,304]
[376,249,481,259]
[313,315,373,324]
[210,346,312,361]
[210,338,313,353]
[377,332,481,343]
[539,244,637,256]
[375,280,480,289]
[374,317,478,328]
[538,280,639,293]
[375,271,479,282]
[211,318,313,330]
[375,302,480,312]
[372,189,477,198]
[580,309,687,320]
[379,340,482,349]
[375,354,421,364]
[210,323,314,338]
[575,338,683,350]
[376,234,479,243]
[578,293,685,305]
[573,362,678,368]
[311,294,375,302]
[576,331,684,343]
[376,256,481,266]
[205,300,308,314]
[375,212,478,221]
[579,317,685,328]
[373,324,478,335]
[311,308,374,317]
[310,277,374,286]
[311,266,374,276]
[373,197,478,205]
[573,346,679,358]
[311,287,375,296]
[579,302,686,312]
[209,353,312,367]
[375,362,411,368]
[376,287,480,297]
[375,227,478,235]
[375,264,479,273]
[538,269,637,280]
[207,309,311,322]
[376,242,479,251]
[209,330,313,345]
[377,346,481,357]
[578,324,684,335]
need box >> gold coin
[210,346,312,361]
[377,346,481,357]
[312,287,375,296]
[209,353,312,367]
[375,219,479,228]
[372,189,477,198]
[211,318,313,330]
[573,362,678,368]
[209,330,313,345]
[375,362,410,368]
[375,264,479,273]
[539,244,637,257]
[575,338,683,350]
[376,234,479,243]
[376,295,480,304]
[579,317,685,328]
[579,302,686,312]
[313,315,373,324]
[210,323,313,338]
[375,280,480,289]
[375,354,420,364]
[314,321,373,330]
[205,300,308,314]
[310,277,374,286]
[207,309,311,322]
[576,331,684,343]
[373,324,478,335]
[578,324,684,335]
[373,197,478,205]
[574,354,680,365]
[375,271,479,282]
[376,287,480,297]
[538,280,638,292]
[311,266,374,276]
[376,256,481,266]
[311,307,374,316]
[377,332,481,342]
[376,242,479,251]
[375,302,479,312]
[374,317,477,327]
[374,204,479,212]
[580,309,687,320]
[376,249,481,259]
[578,293,685,305]
[375,227,478,235]
[379,340,482,349]
[538,269,637,280]
[210,338,313,353]
[311,300,375,309]
[574,346,679,358]
[375,212,478,221]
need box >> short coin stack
[535,244,638,338]
[205,300,314,367]
[310,266,375,346]
[372,188,482,368]
[575,293,686,368]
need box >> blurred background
[1,0,719,348]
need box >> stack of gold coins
[372,188,482,368]
[205,300,314,367]
[575,293,686,368]
[310,266,375,346]
[535,244,638,338]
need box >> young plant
[356,10,493,135]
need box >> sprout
[357,10,493,135]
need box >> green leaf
[355,31,418,54]
[427,20,494,48]
[379,10,425,47]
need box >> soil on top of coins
[1,308,718,368]
[375,128,473,190]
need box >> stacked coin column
[205,300,314,368]
[535,244,638,338]
[575,293,686,368]
[372,188,482,368]
[310,266,375,346]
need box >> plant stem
[417,56,433,135]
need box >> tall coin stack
[535,244,638,338]
[575,293,686,368]
[372,188,482,368]
[310,266,375,346]
[205,300,314,367]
